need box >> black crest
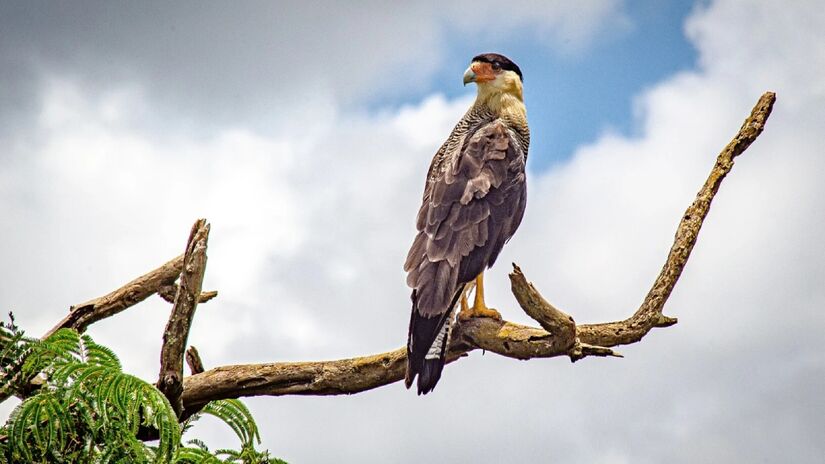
[472,53,523,82]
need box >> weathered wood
[158,284,218,305]
[157,219,210,417]
[185,346,205,375]
[15,92,776,423]
[508,264,576,348]
[576,91,776,348]
[177,92,775,407]
[44,255,185,338]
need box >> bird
[404,53,529,395]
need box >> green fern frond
[213,448,241,460]
[97,436,153,464]
[180,410,200,435]
[25,329,123,374]
[174,445,223,463]
[81,334,122,370]
[180,399,289,463]
[5,328,181,463]
[214,446,288,464]
[6,389,74,462]
[2,320,285,463]
[21,328,79,379]
[186,438,210,451]
[200,399,260,447]
[0,318,39,396]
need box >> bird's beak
[463,66,476,86]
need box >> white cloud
[448,0,630,55]
[500,1,825,462]
[0,78,475,371]
[2,1,825,463]
[0,0,627,134]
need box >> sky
[1,1,824,462]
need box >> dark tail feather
[417,356,447,395]
[405,289,461,395]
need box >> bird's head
[463,53,524,101]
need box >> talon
[457,272,502,321]
[459,305,502,321]
[476,306,502,320]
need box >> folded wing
[404,119,527,394]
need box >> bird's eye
[491,62,502,71]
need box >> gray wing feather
[404,119,527,317]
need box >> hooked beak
[463,66,476,86]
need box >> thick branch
[178,91,775,407]
[179,317,580,407]
[182,349,407,409]
[16,92,774,417]
[157,219,210,417]
[44,255,185,338]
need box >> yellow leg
[458,272,502,321]
[460,284,471,313]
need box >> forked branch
[22,92,776,420]
[179,91,776,408]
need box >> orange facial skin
[470,61,497,83]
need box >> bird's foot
[458,304,502,321]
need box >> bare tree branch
[576,90,776,348]
[43,255,185,338]
[176,345,209,421]
[157,219,210,417]
[158,284,218,305]
[186,346,205,375]
[14,92,775,423]
[0,256,187,405]
[182,349,409,410]
[178,91,775,408]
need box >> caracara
[404,53,529,394]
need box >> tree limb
[43,255,185,338]
[576,90,775,347]
[13,92,776,421]
[157,219,210,417]
[178,91,775,408]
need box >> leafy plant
[0,317,285,463]
[178,400,286,464]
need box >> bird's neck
[475,83,527,128]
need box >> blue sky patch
[366,0,698,172]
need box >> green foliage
[0,316,286,463]
[177,400,287,464]
[1,325,180,462]
[0,314,40,400]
